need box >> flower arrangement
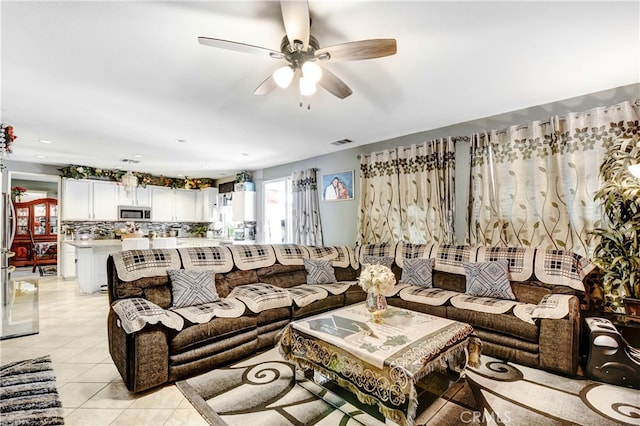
[358,264,396,296]
[11,186,27,201]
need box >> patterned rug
[0,356,64,425]
[177,348,640,426]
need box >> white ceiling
[2,1,639,179]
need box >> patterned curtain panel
[358,149,402,244]
[358,139,457,245]
[467,101,639,257]
[291,168,323,245]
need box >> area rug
[38,266,57,277]
[0,356,64,426]
[177,348,640,426]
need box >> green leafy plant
[189,223,210,237]
[592,134,640,313]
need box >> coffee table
[278,303,480,426]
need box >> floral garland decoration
[58,164,218,190]
[1,123,17,170]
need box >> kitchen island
[68,238,230,293]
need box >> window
[262,178,292,243]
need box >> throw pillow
[303,259,337,284]
[400,258,434,288]
[363,255,394,269]
[168,269,219,308]
[463,260,516,300]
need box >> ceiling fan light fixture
[301,61,322,84]
[299,76,317,96]
[273,65,294,88]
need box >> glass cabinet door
[49,203,58,235]
[33,202,47,235]
[16,207,29,236]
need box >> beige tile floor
[1,274,208,426]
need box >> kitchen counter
[69,238,238,294]
[67,237,236,249]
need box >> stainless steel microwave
[118,205,151,222]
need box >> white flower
[358,264,396,296]
[76,166,84,173]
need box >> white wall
[259,83,640,246]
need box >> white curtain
[467,101,639,257]
[358,139,457,245]
[291,168,323,245]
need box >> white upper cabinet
[62,179,118,221]
[232,191,256,222]
[118,185,151,207]
[151,187,197,222]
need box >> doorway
[263,178,292,244]
[8,172,61,277]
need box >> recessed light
[177,139,186,143]
[133,154,143,158]
[39,139,52,144]
[35,155,46,159]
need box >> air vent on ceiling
[331,138,353,146]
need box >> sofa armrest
[108,310,170,392]
[538,295,581,376]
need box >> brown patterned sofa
[358,242,594,378]
[107,242,593,392]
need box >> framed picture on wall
[321,170,354,201]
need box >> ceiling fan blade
[280,0,310,49]
[254,75,278,96]
[198,37,284,59]
[315,39,397,62]
[318,67,352,99]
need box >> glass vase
[365,291,387,323]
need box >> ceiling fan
[198,1,397,99]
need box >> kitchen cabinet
[62,242,76,280]
[151,187,197,222]
[10,198,58,268]
[195,187,219,222]
[232,191,256,222]
[118,185,151,207]
[62,179,118,220]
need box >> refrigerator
[1,192,39,339]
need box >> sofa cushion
[446,306,540,343]
[228,283,293,313]
[112,249,182,282]
[257,264,307,288]
[464,260,516,300]
[400,258,434,287]
[362,255,394,269]
[303,259,337,284]
[395,242,435,268]
[168,269,219,308]
[177,246,234,272]
[112,298,184,334]
[170,315,257,353]
[476,246,535,281]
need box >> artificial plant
[592,134,640,313]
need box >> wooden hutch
[11,198,58,268]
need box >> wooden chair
[28,229,57,273]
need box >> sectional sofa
[106,242,594,392]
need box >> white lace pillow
[303,259,337,284]
[168,269,219,308]
[464,260,516,300]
